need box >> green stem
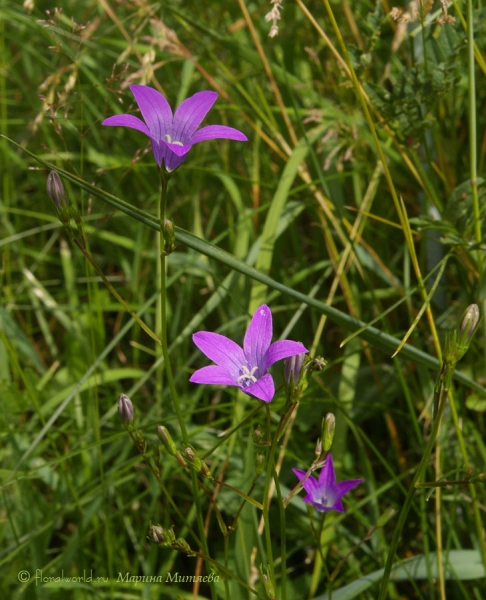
[158,171,188,442]
[377,379,450,599]
[273,463,286,600]
[467,0,481,270]
[262,404,278,595]
[157,171,215,598]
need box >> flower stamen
[164,133,183,146]
[237,365,259,386]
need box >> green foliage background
[1,0,486,598]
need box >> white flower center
[237,365,259,387]
[164,134,183,146]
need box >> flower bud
[174,537,194,555]
[118,393,134,423]
[253,427,263,444]
[157,425,178,455]
[183,447,212,479]
[460,304,480,339]
[321,413,335,453]
[46,170,66,209]
[148,524,175,545]
[255,453,265,476]
[260,566,276,600]
[148,524,166,544]
[456,304,480,360]
[284,353,305,385]
[162,219,176,254]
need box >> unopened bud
[253,427,263,444]
[260,566,276,600]
[118,393,134,424]
[149,524,176,546]
[457,304,480,360]
[255,453,265,476]
[148,524,166,544]
[174,538,194,555]
[183,447,212,479]
[46,170,66,209]
[321,413,335,452]
[162,219,176,254]
[157,425,178,455]
[284,353,305,385]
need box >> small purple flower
[102,85,247,171]
[189,304,308,402]
[292,454,361,513]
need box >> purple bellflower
[189,304,307,402]
[292,454,361,513]
[102,85,247,171]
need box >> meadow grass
[1,1,486,599]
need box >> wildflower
[292,454,361,512]
[189,304,308,402]
[102,84,247,172]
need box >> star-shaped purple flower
[189,304,308,402]
[102,84,248,171]
[292,454,362,513]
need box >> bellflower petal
[192,125,249,144]
[266,340,307,368]
[190,304,308,402]
[164,142,192,157]
[244,305,273,371]
[101,114,151,136]
[102,84,247,172]
[129,84,173,140]
[192,331,246,380]
[292,454,362,513]
[189,365,238,386]
[245,374,275,403]
[172,91,218,141]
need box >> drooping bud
[321,413,336,453]
[118,393,134,424]
[46,170,66,209]
[284,353,305,385]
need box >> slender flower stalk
[378,304,481,599]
